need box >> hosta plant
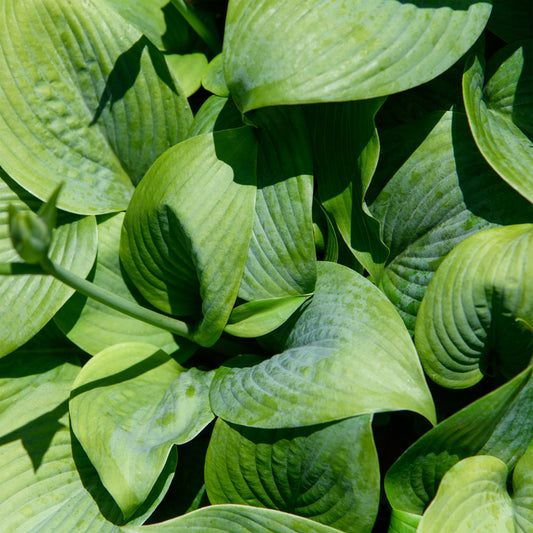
[0,1,531,532]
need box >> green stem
[0,262,45,275]
[40,257,195,341]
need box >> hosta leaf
[388,510,421,533]
[238,106,317,301]
[224,295,310,338]
[0,0,192,214]
[188,95,243,137]
[120,127,257,347]
[370,110,533,334]
[487,1,533,43]
[0,172,97,357]
[69,342,214,520]
[307,100,388,281]
[202,53,229,97]
[385,366,533,516]
[463,40,533,204]
[165,53,208,97]
[223,0,492,112]
[123,504,343,533]
[55,213,180,356]
[210,261,436,428]
[415,224,533,388]
[205,416,379,533]
[417,452,533,533]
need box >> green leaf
[0,172,97,357]
[307,100,388,281]
[385,366,533,516]
[188,95,244,137]
[123,504,344,533]
[370,110,533,334]
[238,106,317,301]
[0,0,192,214]
[415,224,533,388]
[120,127,257,347]
[487,1,533,43]
[54,213,181,356]
[388,510,421,533]
[224,295,310,338]
[165,52,208,97]
[205,416,379,533]
[417,452,533,532]
[463,40,533,204]
[202,53,230,97]
[223,0,492,112]
[210,261,436,428]
[69,342,214,520]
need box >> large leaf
[238,106,317,301]
[0,334,172,531]
[0,0,192,214]
[120,127,257,347]
[0,172,97,357]
[307,100,388,281]
[417,451,533,532]
[205,416,379,533]
[415,224,533,389]
[54,213,180,356]
[187,95,243,137]
[223,0,492,112]
[463,40,533,203]
[123,504,343,533]
[210,261,436,428]
[370,109,533,334]
[69,342,214,520]
[385,366,533,516]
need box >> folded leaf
[0,0,192,214]
[415,224,533,388]
[210,261,436,428]
[0,172,97,357]
[69,342,214,520]
[55,213,181,356]
[223,0,492,112]
[385,366,533,516]
[120,127,257,347]
[205,416,379,533]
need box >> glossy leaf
[417,451,533,532]
[463,40,533,203]
[223,0,492,112]
[238,106,317,301]
[165,53,208,97]
[370,110,533,334]
[415,224,533,388]
[0,172,97,357]
[307,100,388,280]
[120,127,257,347]
[0,0,192,214]
[205,416,379,533]
[55,213,181,356]
[210,261,436,428]
[224,295,310,338]
[385,366,533,516]
[69,342,214,519]
[123,504,343,533]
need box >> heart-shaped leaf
[120,127,257,347]
[385,366,533,516]
[463,40,533,203]
[205,416,379,533]
[417,450,533,532]
[54,213,181,356]
[370,110,533,334]
[415,224,533,388]
[210,261,436,428]
[69,342,214,519]
[0,0,192,214]
[223,0,492,112]
[0,172,97,357]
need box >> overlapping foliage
[0,1,531,531]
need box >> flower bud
[8,206,52,264]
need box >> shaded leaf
[188,95,243,137]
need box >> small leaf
[211,262,436,428]
[224,295,310,338]
[69,342,215,519]
[205,416,379,533]
[203,53,230,97]
[415,224,533,388]
[165,53,208,97]
[223,0,492,112]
